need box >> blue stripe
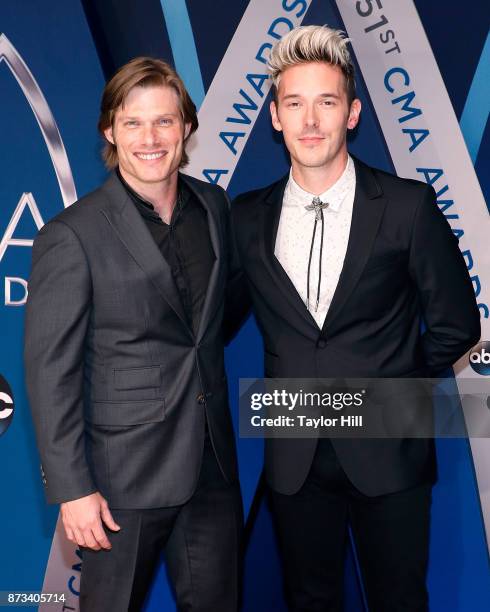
[460,31,490,163]
[159,0,205,110]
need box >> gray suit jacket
[24,172,238,508]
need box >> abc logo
[469,342,490,376]
[0,374,14,436]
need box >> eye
[321,99,334,107]
[124,120,139,127]
[286,101,300,109]
[157,118,172,126]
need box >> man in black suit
[231,26,480,611]
[25,57,242,611]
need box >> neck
[119,168,178,223]
[292,150,348,196]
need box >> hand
[60,492,121,550]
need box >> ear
[184,122,191,140]
[104,125,115,145]
[270,100,282,132]
[347,99,361,130]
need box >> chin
[297,156,330,169]
[141,168,171,182]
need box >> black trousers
[269,439,431,612]
[79,436,243,612]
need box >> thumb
[100,501,121,531]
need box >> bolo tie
[304,196,329,312]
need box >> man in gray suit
[24,57,242,611]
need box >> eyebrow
[282,92,341,100]
[119,113,179,120]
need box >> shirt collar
[285,155,355,213]
[116,168,189,220]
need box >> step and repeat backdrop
[0,1,489,610]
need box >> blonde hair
[268,25,356,103]
[98,57,198,169]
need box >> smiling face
[270,61,361,181]
[104,84,190,193]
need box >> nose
[142,123,159,146]
[304,103,319,128]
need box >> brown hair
[98,57,198,168]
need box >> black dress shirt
[117,169,215,334]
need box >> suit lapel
[260,176,319,331]
[322,158,387,332]
[260,159,387,336]
[180,175,223,344]
[99,173,192,334]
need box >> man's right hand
[60,492,121,550]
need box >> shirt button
[197,393,206,405]
[316,338,327,349]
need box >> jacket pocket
[114,366,161,390]
[86,399,165,426]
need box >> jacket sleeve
[408,184,481,375]
[24,219,97,504]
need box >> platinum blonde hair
[267,25,356,103]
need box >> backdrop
[0,1,488,610]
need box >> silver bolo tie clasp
[305,196,329,220]
[304,197,329,312]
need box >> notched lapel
[100,174,192,334]
[322,159,387,332]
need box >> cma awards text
[0,193,45,307]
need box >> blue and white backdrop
[0,1,488,610]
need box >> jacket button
[197,393,206,405]
[316,338,327,349]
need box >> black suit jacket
[25,173,238,508]
[231,157,480,496]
